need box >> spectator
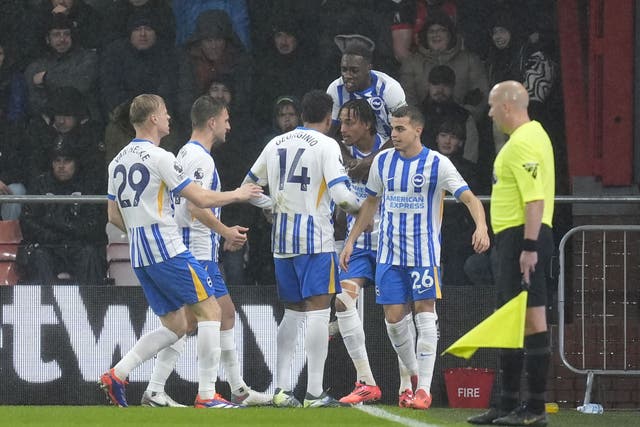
[102,0,175,46]
[390,0,457,61]
[207,77,233,106]
[25,86,106,191]
[24,13,99,121]
[399,10,488,122]
[177,9,253,131]
[100,10,178,161]
[419,65,479,163]
[327,34,406,139]
[252,14,318,129]
[207,78,260,286]
[17,141,107,286]
[435,119,484,286]
[269,96,301,137]
[457,0,558,60]
[172,0,251,50]
[34,0,103,51]
[486,9,559,154]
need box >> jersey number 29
[113,163,150,208]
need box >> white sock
[415,311,438,393]
[386,315,417,390]
[220,328,247,393]
[305,308,331,397]
[337,307,375,385]
[398,313,417,393]
[113,326,179,380]
[276,309,305,391]
[197,320,221,399]
[147,336,185,393]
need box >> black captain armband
[522,238,538,252]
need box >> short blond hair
[129,94,164,126]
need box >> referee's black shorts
[494,224,554,308]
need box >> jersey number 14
[277,148,310,191]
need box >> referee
[468,81,554,427]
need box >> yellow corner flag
[442,291,528,359]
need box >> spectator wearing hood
[172,0,251,50]
[485,9,560,152]
[24,13,99,120]
[102,0,175,46]
[18,140,107,286]
[399,10,488,122]
[252,14,318,129]
[100,10,178,159]
[25,86,106,191]
[177,9,253,129]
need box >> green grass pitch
[1,405,638,427]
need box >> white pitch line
[355,405,441,427]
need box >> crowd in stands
[0,0,564,288]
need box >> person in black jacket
[18,140,107,285]
[101,10,178,160]
[436,119,485,287]
[419,64,479,163]
[252,14,318,129]
[25,86,106,192]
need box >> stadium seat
[0,220,23,285]
[0,220,22,244]
[105,223,138,286]
[0,261,19,286]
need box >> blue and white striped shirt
[107,139,191,267]
[346,134,384,252]
[173,141,221,262]
[327,70,406,138]
[366,147,469,267]
[246,127,350,256]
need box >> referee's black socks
[525,331,551,414]
[499,348,524,412]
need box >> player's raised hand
[234,183,263,201]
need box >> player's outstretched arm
[180,181,263,208]
[459,190,490,253]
